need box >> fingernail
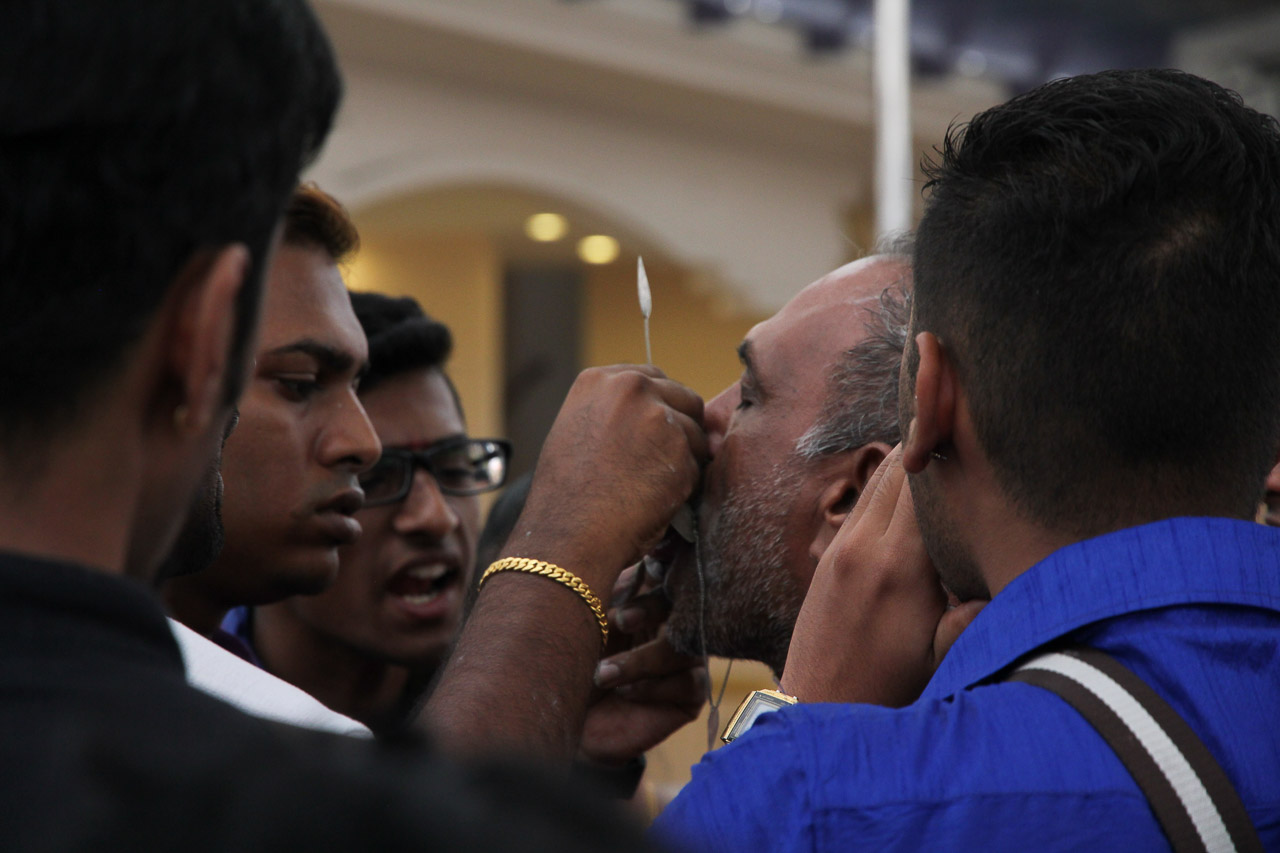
[594,660,622,688]
[614,605,645,633]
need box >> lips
[319,489,365,516]
[315,489,365,545]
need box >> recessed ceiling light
[525,212,569,242]
[577,234,620,265]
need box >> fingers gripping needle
[636,256,729,749]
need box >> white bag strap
[1010,647,1262,853]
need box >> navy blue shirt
[654,517,1280,851]
[219,604,264,667]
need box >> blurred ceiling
[655,0,1280,108]
[312,0,1280,311]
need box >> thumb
[932,600,987,666]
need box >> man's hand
[583,633,706,765]
[425,366,705,759]
[780,446,985,706]
[580,565,707,766]
[508,365,707,594]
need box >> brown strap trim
[1009,647,1262,853]
[1010,667,1206,852]
[1062,648,1263,853]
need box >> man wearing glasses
[243,292,705,786]
[246,292,510,734]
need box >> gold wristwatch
[721,689,799,744]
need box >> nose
[704,383,738,458]
[393,469,462,539]
[320,389,382,475]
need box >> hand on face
[579,564,707,766]
[508,365,708,593]
[780,445,986,706]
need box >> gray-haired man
[628,254,911,679]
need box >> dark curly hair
[350,291,461,418]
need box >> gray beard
[666,463,807,676]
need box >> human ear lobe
[809,441,892,561]
[901,332,955,474]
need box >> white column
[874,0,912,239]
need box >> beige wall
[345,231,504,442]
[583,260,772,401]
[347,226,780,437]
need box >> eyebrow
[394,433,469,453]
[264,339,369,381]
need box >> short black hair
[0,0,341,454]
[350,292,459,411]
[913,69,1280,535]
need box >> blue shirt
[653,517,1280,852]
[218,605,264,668]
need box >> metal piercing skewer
[638,256,652,366]
[636,255,731,750]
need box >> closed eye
[275,376,320,401]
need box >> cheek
[707,432,767,500]
[455,498,482,551]
[302,553,380,629]
[343,514,391,573]
[333,512,398,591]
[699,447,731,511]
[221,416,301,493]
[293,579,369,633]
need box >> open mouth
[386,563,460,606]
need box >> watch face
[721,690,799,743]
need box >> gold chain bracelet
[479,557,608,647]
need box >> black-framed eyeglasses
[359,438,512,507]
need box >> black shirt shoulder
[0,552,660,853]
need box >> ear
[808,441,891,561]
[1266,457,1280,495]
[901,331,957,475]
[159,245,249,437]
